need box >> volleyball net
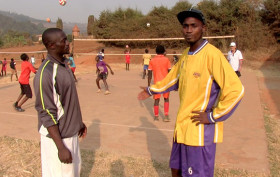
[0,35,235,62]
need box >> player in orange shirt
[148,45,171,121]
[13,53,37,112]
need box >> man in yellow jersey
[138,9,244,177]
[142,49,152,79]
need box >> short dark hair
[42,28,63,48]
[145,49,149,53]
[20,53,29,61]
[156,45,165,54]
[11,58,14,61]
[101,49,104,52]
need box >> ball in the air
[59,0,66,6]
[146,23,150,27]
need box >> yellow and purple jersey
[147,40,244,146]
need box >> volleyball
[146,23,150,27]
[59,0,66,6]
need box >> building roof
[72,25,80,32]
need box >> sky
[0,0,200,23]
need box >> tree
[87,15,95,36]
[261,0,280,43]
[56,18,63,30]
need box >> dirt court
[0,64,271,174]
[0,43,278,174]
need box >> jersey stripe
[150,74,179,92]
[215,123,219,142]
[199,124,202,146]
[40,60,57,125]
[52,64,64,121]
[213,85,244,119]
[200,76,213,112]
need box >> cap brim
[177,11,205,24]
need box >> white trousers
[41,134,81,177]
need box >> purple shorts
[169,140,216,177]
[143,65,149,70]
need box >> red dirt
[0,43,278,174]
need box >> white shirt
[227,50,243,71]
[31,57,36,64]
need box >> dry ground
[0,43,279,176]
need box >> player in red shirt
[13,53,37,112]
[1,58,7,76]
[148,45,171,121]
[124,45,131,71]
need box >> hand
[137,86,150,100]
[58,146,72,164]
[78,123,87,138]
[190,111,210,126]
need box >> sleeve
[35,67,58,128]
[29,63,36,73]
[147,57,182,96]
[238,51,243,60]
[207,51,245,123]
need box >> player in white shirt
[227,42,243,77]
[30,55,36,67]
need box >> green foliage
[261,0,280,43]
[92,0,277,50]
[0,37,3,47]
[1,30,30,47]
[67,34,73,42]
[0,13,45,35]
[87,15,95,36]
[56,18,63,30]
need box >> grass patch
[1,103,278,176]
[0,135,270,177]
[263,105,280,177]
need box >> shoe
[16,106,25,112]
[154,116,159,121]
[13,102,18,109]
[96,89,101,93]
[163,115,170,122]
[104,90,111,95]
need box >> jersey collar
[47,54,67,66]
[188,40,208,55]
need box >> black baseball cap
[177,8,206,25]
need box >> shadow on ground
[130,116,171,177]
[80,119,100,177]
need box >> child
[68,53,77,82]
[97,49,105,61]
[10,58,18,81]
[142,49,151,79]
[1,58,7,76]
[148,45,171,122]
[96,57,114,95]
[13,53,37,112]
[124,45,131,71]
